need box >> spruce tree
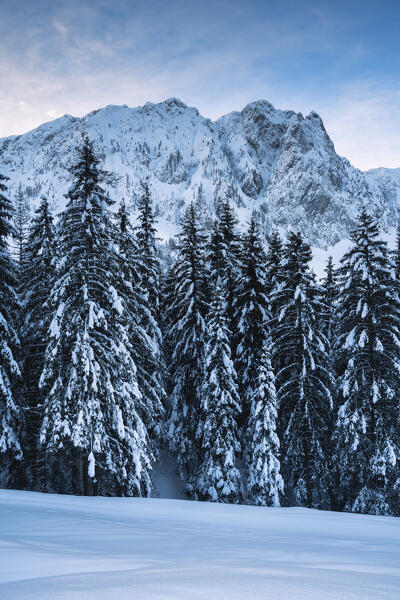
[333,211,400,515]
[320,257,338,352]
[160,254,176,398]
[234,217,269,424]
[13,183,30,268]
[218,199,241,331]
[266,231,285,377]
[114,201,164,448]
[207,219,225,284]
[195,284,241,503]
[39,137,152,496]
[135,183,162,315]
[167,203,208,489]
[319,255,340,507]
[206,203,240,350]
[246,340,283,506]
[134,186,165,434]
[271,231,332,507]
[0,173,22,481]
[20,197,55,489]
[320,256,340,395]
[393,225,400,280]
[265,230,284,301]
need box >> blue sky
[0,0,399,169]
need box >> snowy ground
[1,491,399,599]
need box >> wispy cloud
[319,81,400,169]
[17,100,29,112]
[52,19,68,37]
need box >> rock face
[0,97,399,247]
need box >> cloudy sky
[0,0,399,170]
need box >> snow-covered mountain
[366,167,400,185]
[1,97,399,247]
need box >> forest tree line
[1,136,400,516]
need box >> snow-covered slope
[367,167,400,186]
[0,98,399,247]
[0,490,399,600]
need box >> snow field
[0,490,399,599]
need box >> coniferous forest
[1,136,400,517]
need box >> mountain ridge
[1,97,399,248]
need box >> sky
[0,0,399,171]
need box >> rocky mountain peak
[0,98,398,248]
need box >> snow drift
[0,490,399,599]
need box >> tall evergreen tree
[20,197,55,489]
[207,219,225,284]
[194,285,241,503]
[0,173,22,481]
[114,201,164,447]
[266,231,285,378]
[319,255,340,507]
[246,340,283,507]
[265,230,284,301]
[271,231,332,507]
[206,202,240,349]
[333,211,400,515]
[392,224,400,280]
[134,186,165,432]
[320,256,340,398]
[234,217,269,425]
[218,199,241,330]
[167,203,208,489]
[159,251,176,398]
[13,183,30,268]
[135,183,162,315]
[39,137,152,496]
[320,257,338,352]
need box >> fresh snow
[1,98,399,249]
[310,226,398,279]
[0,490,399,599]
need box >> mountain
[0,97,399,247]
[366,167,400,186]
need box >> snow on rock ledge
[0,98,399,248]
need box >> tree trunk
[76,448,85,496]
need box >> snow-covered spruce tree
[134,186,165,433]
[207,219,225,284]
[159,250,176,395]
[13,183,30,269]
[20,198,55,490]
[167,202,209,489]
[114,201,164,448]
[265,231,285,377]
[271,231,332,507]
[318,256,340,507]
[333,211,400,515]
[320,256,339,355]
[0,173,22,483]
[234,217,269,425]
[319,256,340,401]
[246,340,283,506]
[392,225,400,280]
[218,199,241,331]
[206,200,240,330]
[194,283,241,503]
[134,183,162,316]
[39,137,152,497]
[265,231,284,301]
